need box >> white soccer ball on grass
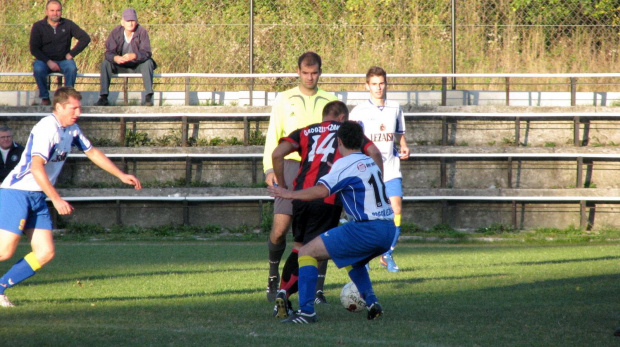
[340,281,366,312]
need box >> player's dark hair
[366,66,387,83]
[53,87,82,109]
[298,51,322,70]
[46,0,62,9]
[322,100,349,121]
[337,121,364,150]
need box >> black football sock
[315,259,328,292]
[280,249,299,295]
[268,238,286,278]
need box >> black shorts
[292,200,342,244]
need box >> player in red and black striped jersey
[270,100,382,318]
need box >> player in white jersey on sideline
[268,121,395,324]
[349,66,409,273]
[0,87,141,307]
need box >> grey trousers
[99,59,155,96]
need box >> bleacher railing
[4,72,620,106]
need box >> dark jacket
[0,142,24,182]
[104,25,156,69]
[29,17,91,62]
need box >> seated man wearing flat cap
[95,8,157,106]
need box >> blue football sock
[385,215,401,255]
[298,255,318,314]
[0,253,41,294]
[348,266,378,306]
[387,226,401,254]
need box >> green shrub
[125,131,150,147]
[248,130,266,145]
[401,222,424,233]
[428,223,466,238]
[476,223,518,235]
[260,202,274,233]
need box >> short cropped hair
[53,87,82,109]
[337,121,364,150]
[322,100,349,121]
[366,66,387,83]
[0,126,13,135]
[47,0,62,9]
[298,51,322,70]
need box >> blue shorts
[0,189,52,235]
[321,219,395,269]
[384,178,403,198]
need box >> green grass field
[0,241,618,346]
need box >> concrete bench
[50,191,620,230]
[64,150,620,189]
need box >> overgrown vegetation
[2,1,620,93]
[55,220,620,243]
[475,223,519,235]
[57,222,260,241]
[124,129,265,147]
[398,222,620,243]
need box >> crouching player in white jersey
[349,66,410,272]
[268,121,395,323]
[0,87,142,307]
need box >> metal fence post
[123,78,128,104]
[249,0,254,106]
[185,77,190,106]
[570,77,577,106]
[441,77,447,106]
[505,77,510,106]
[120,117,126,147]
[451,0,457,90]
[181,116,188,147]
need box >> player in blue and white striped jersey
[0,87,141,308]
[268,121,395,324]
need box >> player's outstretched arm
[30,156,74,215]
[268,184,328,201]
[85,147,142,190]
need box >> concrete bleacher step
[4,104,620,230]
[57,144,620,191]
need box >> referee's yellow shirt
[263,87,337,173]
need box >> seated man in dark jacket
[29,0,91,106]
[0,126,25,183]
[95,8,157,107]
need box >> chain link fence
[1,0,619,92]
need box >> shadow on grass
[19,266,266,287]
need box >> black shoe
[281,310,318,324]
[95,96,109,106]
[41,98,51,106]
[314,290,328,305]
[266,275,279,302]
[367,302,383,320]
[144,93,154,106]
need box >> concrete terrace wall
[3,89,620,107]
[3,103,620,231]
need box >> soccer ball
[340,281,366,312]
